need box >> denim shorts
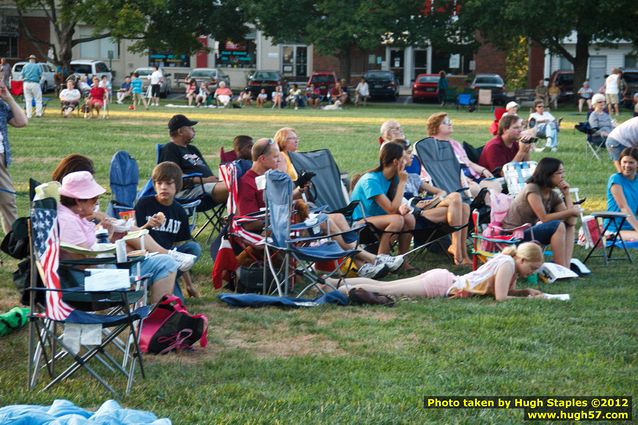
[136,254,178,285]
[523,220,562,245]
[605,137,626,161]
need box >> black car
[471,73,509,105]
[246,70,288,100]
[364,70,400,100]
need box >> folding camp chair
[262,170,362,297]
[414,137,471,203]
[583,211,633,266]
[220,146,238,164]
[107,151,140,218]
[27,197,150,395]
[155,144,225,242]
[456,93,476,111]
[575,121,605,160]
[502,161,537,197]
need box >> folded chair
[27,197,150,395]
[262,170,361,297]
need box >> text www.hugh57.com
[525,409,630,421]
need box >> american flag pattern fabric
[32,206,72,320]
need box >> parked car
[245,70,288,100]
[411,73,440,102]
[548,70,575,102]
[10,61,57,92]
[620,68,638,109]
[133,67,172,97]
[307,71,338,97]
[70,59,113,83]
[364,70,399,100]
[182,68,231,91]
[471,73,508,105]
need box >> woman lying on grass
[325,243,546,301]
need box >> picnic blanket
[0,399,171,424]
[219,291,349,308]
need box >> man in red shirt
[479,115,533,176]
[237,138,280,231]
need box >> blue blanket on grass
[0,399,171,424]
[219,291,349,308]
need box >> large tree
[15,0,248,71]
[458,0,638,88]
[241,0,464,79]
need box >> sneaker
[375,254,404,272]
[358,262,389,279]
[534,146,546,152]
[551,147,558,152]
[168,249,196,272]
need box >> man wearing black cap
[159,114,228,204]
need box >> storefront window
[217,39,256,68]
[149,52,190,68]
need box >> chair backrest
[456,93,473,106]
[414,137,469,202]
[288,149,349,211]
[502,161,537,197]
[30,197,73,321]
[220,147,238,165]
[478,89,492,105]
[493,107,507,120]
[109,151,139,209]
[264,170,293,248]
[10,80,23,96]
[219,160,252,215]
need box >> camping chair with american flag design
[27,197,151,395]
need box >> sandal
[348,288,395,307]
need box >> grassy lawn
[0,100,636,423]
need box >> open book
[537,262,578,284]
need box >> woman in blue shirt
[607,147,638,240]
[351,143,415,260]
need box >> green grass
[0,100,637,423]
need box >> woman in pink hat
[57,171,188,303]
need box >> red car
[412,73,440,102]
[307,71,338,97]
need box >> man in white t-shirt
[149,66,164,107]
[605,68,620,117]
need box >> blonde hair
[273,127,297,152]
[426,112,448,136]
[380,120,401,140]
[501,242,543,263]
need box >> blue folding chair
[107,151,139,218]
[456,93,476,111]
[262,170,362,297]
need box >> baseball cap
[59,171,106,199]
[168,114,198,132]
[506,101,519,110]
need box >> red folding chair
[10,80,23,98]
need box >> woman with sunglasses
[588,93,615,144]
[528,100,559,152]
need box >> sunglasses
[442,119,453,125]
[256,138,275,158]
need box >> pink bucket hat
[59,171,106,199]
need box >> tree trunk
[572,33,591,94]
[338,47,353,84]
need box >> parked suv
[133,67,172,97]
[307,71,338,97]
[364,70,399,100]
[471,73,508,105]
[10,61,56,92]
[70,59,113,83]
[548,70,574,102]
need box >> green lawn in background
[0,100,636,424]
